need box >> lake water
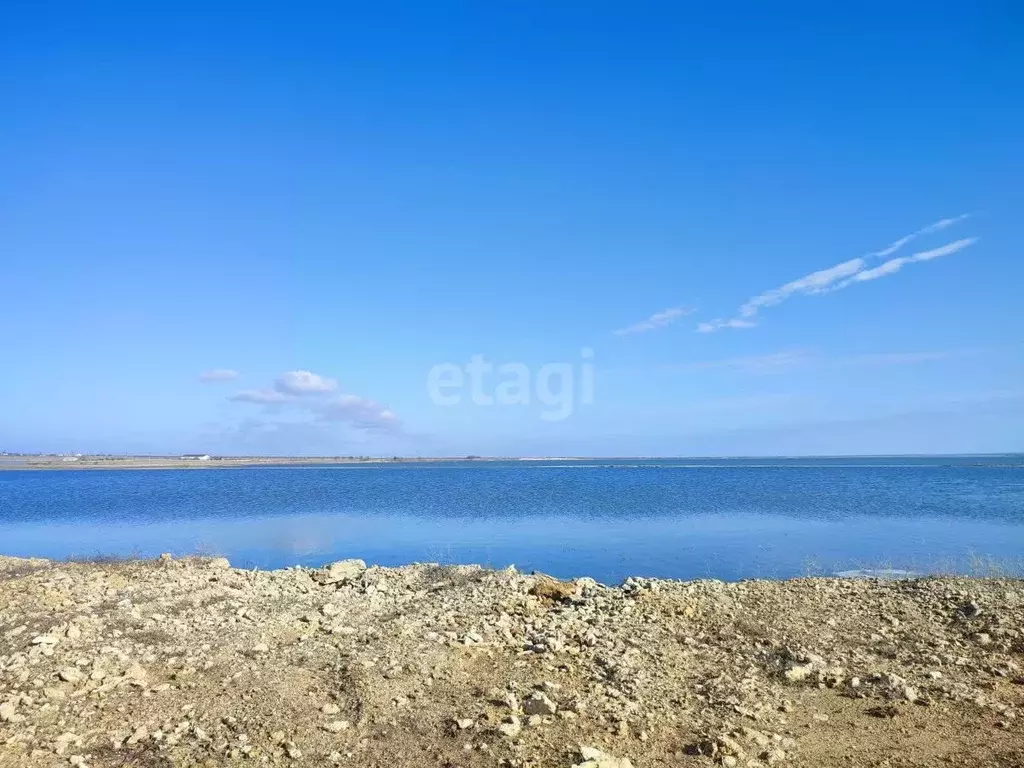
[1,457,1023,583]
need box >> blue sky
[2,2,1022,456]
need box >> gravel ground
[1,554,1022,768]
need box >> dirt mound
[1,556,1022,767]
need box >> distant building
[61,456,80,462]
[180,454,212,461]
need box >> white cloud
[912,237,977,261]
[870,213,969,258]
[228,370,399,433]
[274,370,338,396]
[839,237,977,287]
[696,318,758,333]
[699,216,976,331]
[315,395,400,431]
[199,369,239,383]
[229,389,291,404]
[614,306,695,336]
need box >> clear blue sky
[2,2,1022,456]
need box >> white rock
[59,667,84,683]
[574,746,634,768]
[125,663,148,684]
[322,703,341,715]
[497,716,521,738]
[318,559,366,585]
[783,663,815,683]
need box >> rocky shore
[1,555,1022,767]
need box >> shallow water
[1,457,1022,583]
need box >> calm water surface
[1,457,1023,583]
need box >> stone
[321,603,341,617]
[323,720,349,733]
[530,575,581,602]
[126,726,148,745]
[317,559,366,586]
[252,642,270,653]
[125,663,148,684]
[208,557,232,570]
[59,667,84,683]
[322,703,341,715]
[455,718,475,730]
[497,716,521,738]
[959,600,982,618]
[0,701,16,722]
[284,741,302,759]
[783,663,815,683]
[522,691,557,716]
[573,746,634,768]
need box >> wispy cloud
[698,216,976,332]
[315,395,399,431]
[274,370,338,396]
[199,369,239,383]
[696,318,758,333]
[229,370,399,432]
[614,306,694,336]
[229,388,291,404]
[869,213,970,258]
[833,238,977,288]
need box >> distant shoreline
[0,455,502,471]
[0,452,1020,471]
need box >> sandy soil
[1,555,1022,767]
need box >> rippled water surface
[2,457,1023,582]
